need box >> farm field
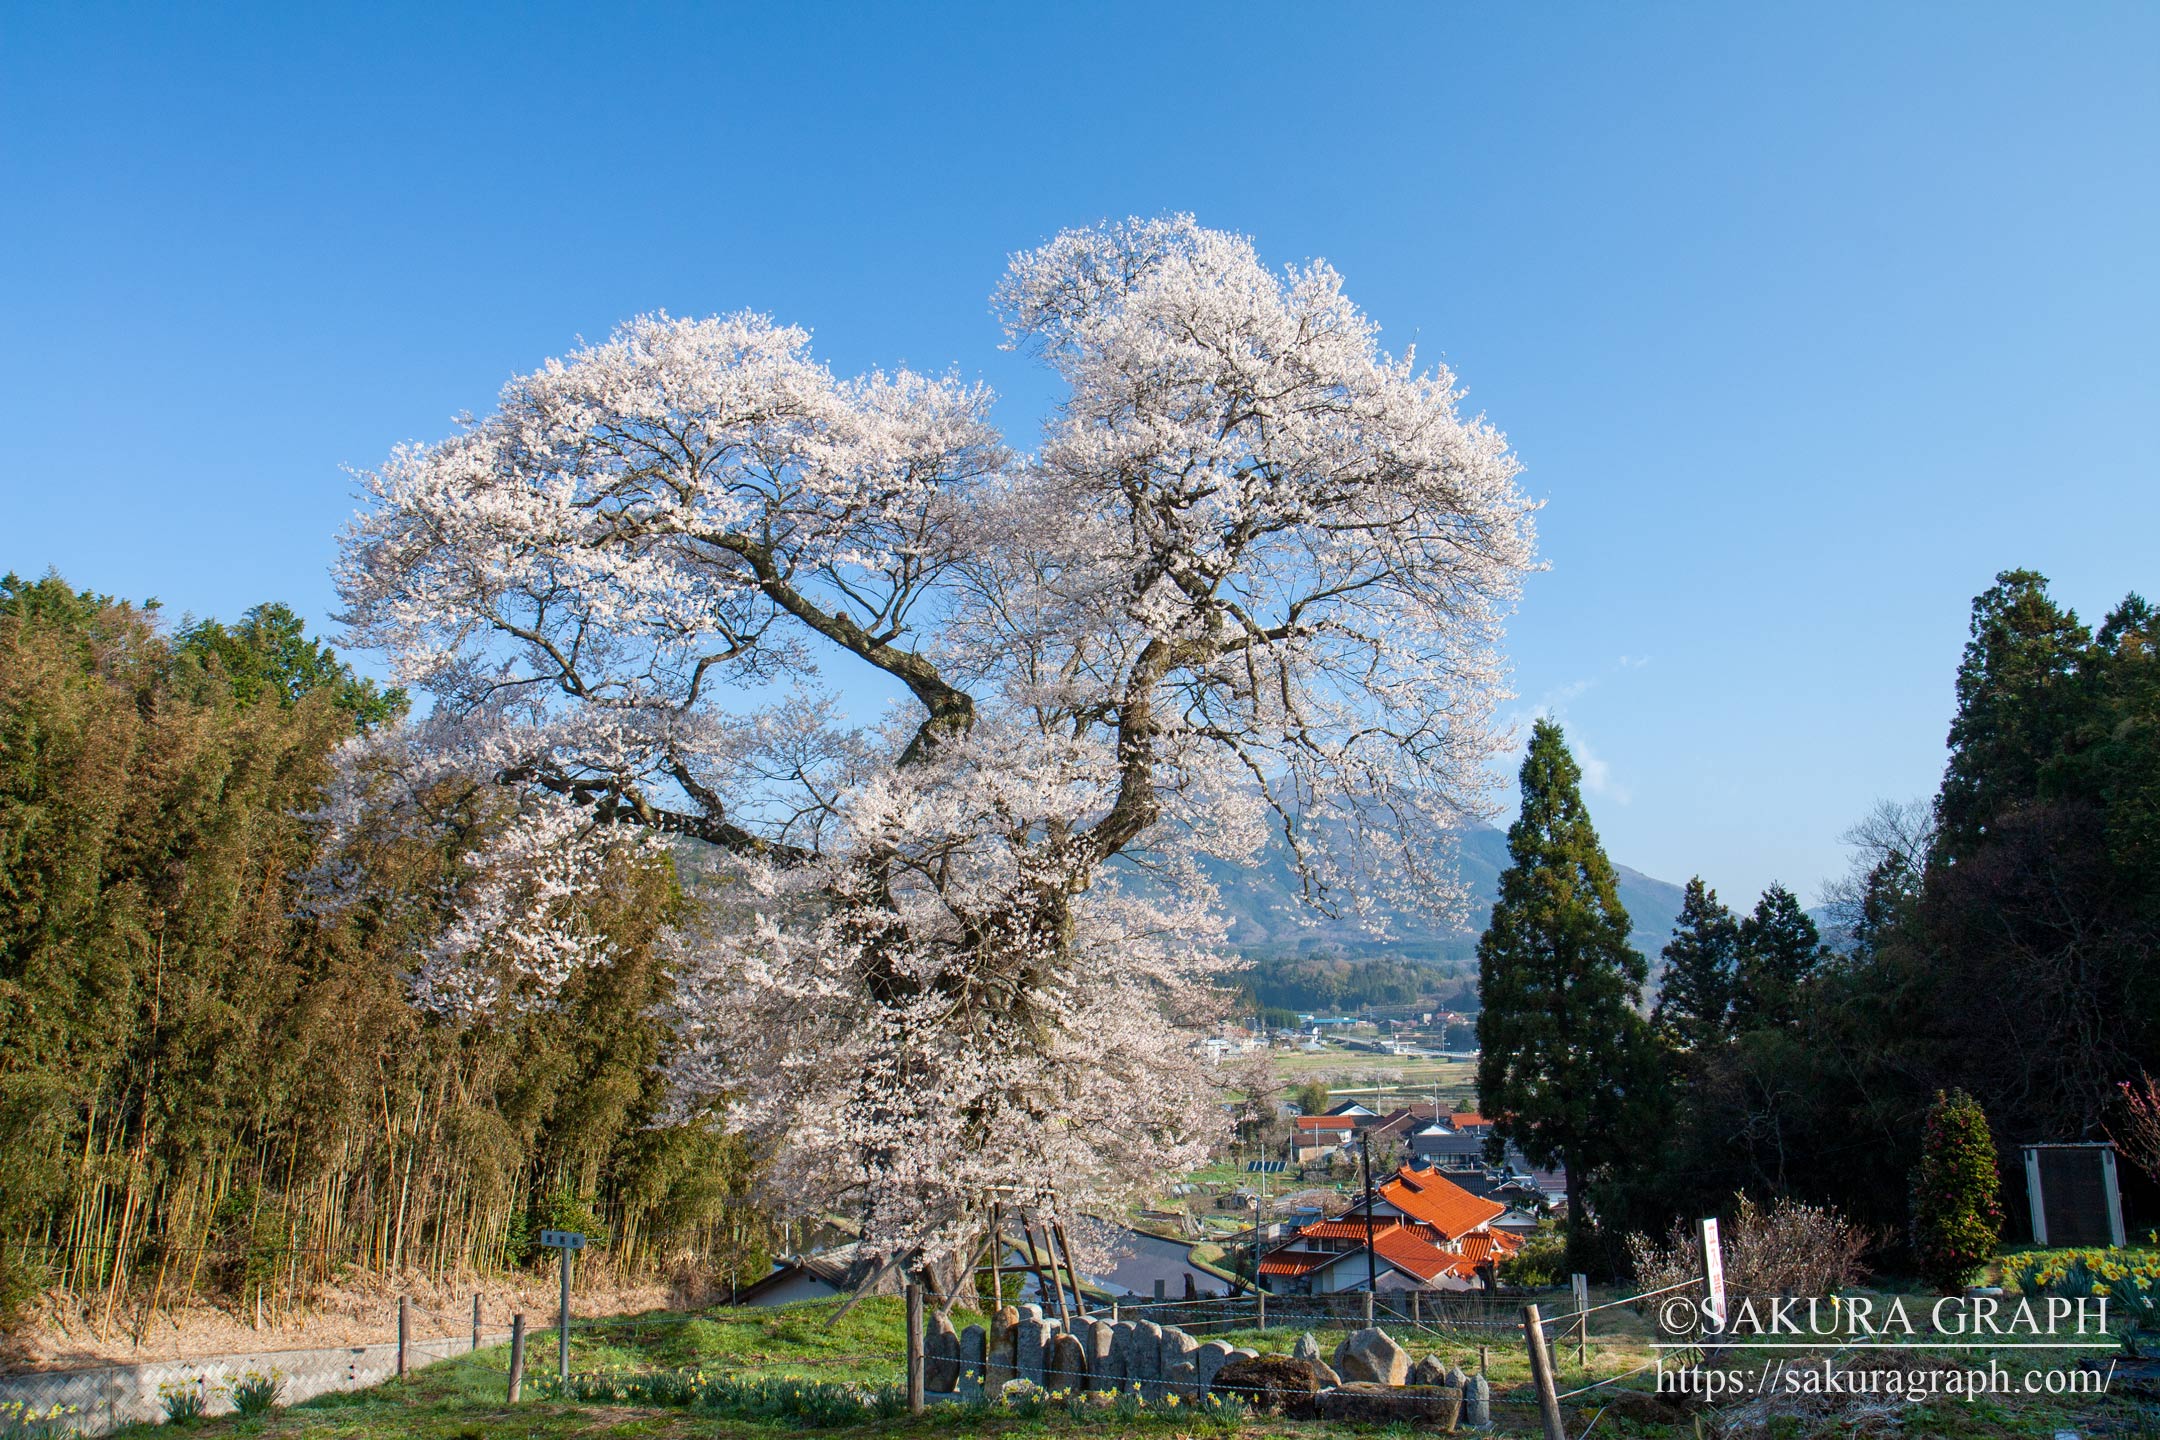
[1265,1047,1478,1103]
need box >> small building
[1409,1122,1486,1164]
[731,1243,882,1306]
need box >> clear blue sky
[4,3,2155,906]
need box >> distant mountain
[1181,825,1690,968]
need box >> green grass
[79,1293,2160,1440]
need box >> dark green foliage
[1911,1089,2003,1292]
[1729,883,1827,1031]
[1936,569,2092,862]
[1476,720,1658,1267]
[172,600,406,729]
[1651,877,1737,1050]
[0,572,768,1326]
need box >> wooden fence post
[507,1315,527,1402]
[1521,1304,1566,1440]
[473,1293,482,1352]
[1362,1289,1374,1326]
[1572,1273,1589,1365]
[1257,1286,1266,1332]
[905,1282,926,1415]
[397,1296,409,1379]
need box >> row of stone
[923,1304,1254,1398]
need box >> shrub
[1499,1227,1568,1287]
[1627,1193,1874,1300]
[1911,1088,2003,1293]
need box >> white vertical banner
[1697,1217,1726,1333]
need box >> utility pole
[1360,1130,1377,1303]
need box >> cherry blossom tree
[335,215,1537,1272]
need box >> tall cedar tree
[1730,884,1827,1031]
[1477,720,1654,1266]
[1937,569,2091,862]
[1652,878,1739,1050]
[1911,1089,2003,1292]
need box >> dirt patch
[2,1265,715,1371]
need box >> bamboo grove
[0,573,775,1333]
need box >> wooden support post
[1031,1221,1072,1330]
[1522,1304,1566,1440]
[1363,1289,1374,1326]
[1572,1273,1589,1366]
[1257,1286,1266,1332]
[906,1282,926,1415]
[1412,1289,1421,1327]
[1053,1220,1087,1319]
[507,1315,526,1402]
[397,1296,409,1379]
[473,1292,482,1352]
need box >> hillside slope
[1189,825,1688,964]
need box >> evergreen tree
[1477,719,1654,1266]
[1911,1089,2003,1293]
[1937,570,2090,862]
[174,601,406,729]
[1651,877,1739,1050]
[1730,883,1826,1031]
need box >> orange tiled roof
[1295,1115,1356,1132]
[1257,1250,1332,1276]
[1459,1231,1522,1264]
[1297,1219,1403,1242]
[1378,1166,1506,1240]
[1449,1111,1493,1128]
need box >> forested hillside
[0,574,770,1329]
[1196,825,1687,965]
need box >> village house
[1291,1113,1359,1162]
[1254,1160,1523,1294]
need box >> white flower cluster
[334,217,1536,1268]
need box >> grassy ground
[67,1295,2160,1440]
